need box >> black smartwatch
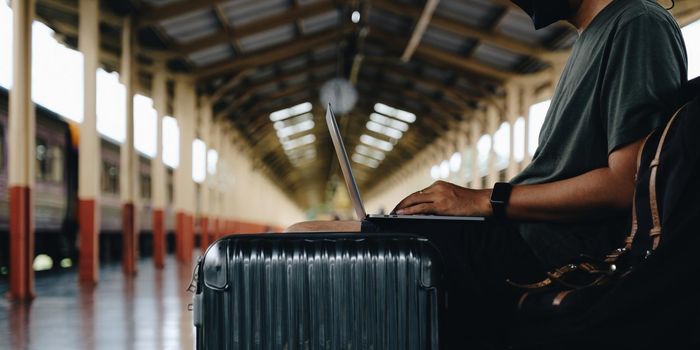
[490,182,513,220]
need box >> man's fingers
[397,203,435,215]
[393,192,433,213]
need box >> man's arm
[394,139,642,222]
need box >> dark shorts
[362,218,545,346]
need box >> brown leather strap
[623,132,655,251]
[648,104,687,250]
[552,290,574,307]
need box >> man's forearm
[507,167,635,222]
[506,139,642,222]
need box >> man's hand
[393,181,493,217]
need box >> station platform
[1,255,197,350]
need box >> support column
[151,62,168,268]
[215,121,225,240]
[505,84,520,180]
[174,77,196,262]
[522,85,534,169]
[78,0,101,283]
[8,0,36,301]
[469,118,482,189]
[120,16,138,275]
[456,127,468,187]
[198,96,211,253]
[486,105,499,187]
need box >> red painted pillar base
[9,186,34,301]
[212,218,220,241]
[152,209,165,268]
[79,199,99,283]
[175,212,194,262]
[122,203,137,275]
[200,216,209,254]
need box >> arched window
[493,122,510,170]
[477,135,491,176]
[528,100,550,156]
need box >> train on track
[0,87,178,270]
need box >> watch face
[491,182,512,203]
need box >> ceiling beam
[215,60,335,111]
[209,69,255,104]
[38,0,122,27]
[374,0,570,64]
[364,58,482,106]
[368,29,513,82]
[401,0,440,62]
[168,1,344,58]
[226,81,321,123]
[138,0,230,28]
[215,64,334,120]
[196,25,355,82]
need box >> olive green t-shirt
[510,0,687,268]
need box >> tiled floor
[0,255,197,350]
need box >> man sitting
[288,0,688,346]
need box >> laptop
[325,103,485,222]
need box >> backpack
[510,77,700,347]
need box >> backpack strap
[648,104,688,250]
[620,131,655,253]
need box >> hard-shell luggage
[192,233,445,350]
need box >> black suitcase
[192,233,445,349]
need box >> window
[513,117,525,162]
[463,148,474,182]
[192,139,206,183]
[49,146,63,183]
[35,138,49,180]
[162,116,179,169]
[140,174,152,199]
[683,19,700,80]
[101,162,119,194]
[477,135,491,176]
[449,152,462,173]
[528,100,550,156]
[493,122,510,170]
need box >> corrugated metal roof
[238,24,296,52]
[368,8,412,34]
[188,43,234,67]
[422,26,476,55]
[222,0,289,27]
[472,43,526,71]
[302,10,340,34]
[498,10,565,46]
[160,9,219,43]
[435,0,498,28]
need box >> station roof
[34,0,700,208]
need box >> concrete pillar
[505,84,520,180]
[486,105,499,187]
[151,62,168,268]
[209,120,221,240]
[8,0,36,301]
[198,96,212,253]
[456,127,468,187]
[120,16,139,275]
[174,76,197,262]
[469,117,482,189]
[522,85,534,169]
[78,0,101,283]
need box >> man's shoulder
[613,0,678,29]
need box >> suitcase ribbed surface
[195,234,442,350]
